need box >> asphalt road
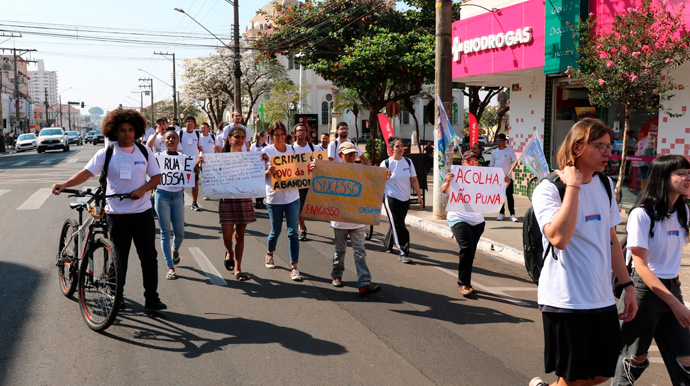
[0,145,671,385]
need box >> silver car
[15,133,37,152]
[37,127,70,153]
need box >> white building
[29,60,58,106]
[242,0,463,143]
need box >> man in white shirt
[142,119,156,143]
[327,122,369,164]
[222,111,250,152]
[178,116,203,211]
[171,118,181,132]
[292,123,315,241]
[199,122,221,154]
[315,133,329,151]
[489,133,518,222]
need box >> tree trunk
[367,101,385,166]
[614,105,631,203]
[411,111,422,153]
[354,111,360,143]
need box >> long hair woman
[612,155,690,386]
[262,121,302,282]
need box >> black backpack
[523,171,612,284]
[384,157,412,169]
[99,143,149,193]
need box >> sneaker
[191,202,200,211]
[385,249,394,254]
[290,268,302,282]
[358,284,381,297]
[265,253,275,269]
[332,277,344,287]
[299,229,307,241]
[399,255,412,264]
[496,213,505,221]
[144,299,168,310]
[528,377,549,386]
[510,214,519,222]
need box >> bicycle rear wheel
[78,238,123,332]
[57,218,80,297]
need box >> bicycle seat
[69,201,88,210]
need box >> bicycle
[56,187,129,332]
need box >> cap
[339,141,358,155]
[462,150,479,162]
[156,117,168,123]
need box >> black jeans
[107,209,160,303]
[499,179,515,216]
[383,196,411,256]
[450,221,485,286]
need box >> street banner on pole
[519,132,550,179]
[155,154,195,188]
[301,160,387,225]
[270,150,327,191]
[446,165,506,213]
[377,113,394,156]
[202,152,265,198]
[436,96,456,182]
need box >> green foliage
[364,138,387,159]
[264,79,308,126]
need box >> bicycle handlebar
[63,188,133,201]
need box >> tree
[570,0,690,201]
[264,79,307,126]
[464,86,504,125]
[152,99,200,122]
[181,53,230,130]
[254,0,458,165]
[333,88,366,140]
[240,50,289,126]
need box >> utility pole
[154,51,178,120]
[44,88,49,126]
[59,95,63,127]
[139,78,154,125]
[232,0,242,115]
[432,0,452,219]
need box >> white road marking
[17,188,52,210]
[0,189,9,197]
[40,160,53,165]
[66,158,79,164]
[434,266,529,306]
[12,161,29,166]
[188,247,227,286]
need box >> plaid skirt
[219,198,256,225]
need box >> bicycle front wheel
[79,238,123,332]
[57,218,80,297]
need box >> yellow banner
[270,150,327,191]
[301,160,387,226]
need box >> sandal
[172,250,180,266]
[224,252,235,271]
[165,271,178,280]
[235,272,250,281]
[265,252,275,269]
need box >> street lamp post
[139,78,154,125]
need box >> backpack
[291,142,314,152]
[99,143,149,193]
[522,171,612,284]
[179,129,200,142]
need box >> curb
[381,209,525,266]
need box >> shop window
[321,101,329,124]
[288,56,294,70]
[402,108,410,125]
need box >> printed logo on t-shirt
[668,230,680,236]
[585,214,602,222]
[134,161,145,165]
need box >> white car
[15,133,37,152]
[37,127,70,153]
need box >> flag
[377,113,394,156]
[436,96,456,181]
[519,132,550,179]
[469,113,478,146]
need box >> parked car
[37,127,69,153]
[85,130,104,145]
[66,131,83,146]
[15,133,37,153]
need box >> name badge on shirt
[120,163,132,180]
[585,214,601,222]
[668,230,680,236]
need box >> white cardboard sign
[202,152,265,199]
[155,154,195,188]
[446,165,506,213]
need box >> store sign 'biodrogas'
[452,27,533,62]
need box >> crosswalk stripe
[0,189,9,198]
[17,188,52,210]
[12,161,29,166]
[40,160,52,165]
[66,158,79,164]
[188,247,227,286]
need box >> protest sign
[202,152,265,199]
[270,150,327,191]
[301,160,387,225]
[155,153,195,188]
[446,165,506,213]
[519,132,550,179]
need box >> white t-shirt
[149,133,182,154]
[143,127,155,142]
[262,145,300,205]
[222,124,249,152]
[532,176,621,310]
[293,142,315,154]
[250,142,268,152]
[327,138,362,162]
[331,220,365,230]
[381,157,417,201]
[315,144,328,152]
[85,143,161,214]
[199,133,217,154]
[447,211,485,226]
[489,146,517,179]
[215,132,224,148]
[178,129,201,159]
[626,207,689,279]
[154,151,191,193]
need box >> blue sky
[0,0,411,115]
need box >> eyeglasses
[672,170,690,179]
[590,142,614,154]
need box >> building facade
[0,54,32,134]
[28,60,58,107]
